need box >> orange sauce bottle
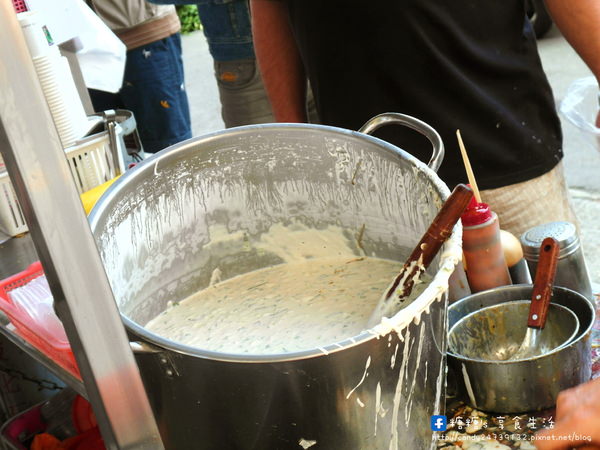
[461,200,512,292]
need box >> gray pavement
[181,31,224,135]
[181,27,600,284]
[538,27,600,285]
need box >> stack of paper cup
[58,57,89,139]
[32,48,78,147]
[19,10,89,148]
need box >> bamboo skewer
[456,129,482,203]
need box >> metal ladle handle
[358,113,445,172]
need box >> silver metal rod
[0,2,164,448]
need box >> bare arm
[535,377,600,449]
[250,0,307,122]
[544,0,600,81]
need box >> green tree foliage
[176,5,201,34]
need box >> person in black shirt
[250,0,599,237]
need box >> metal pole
[0,2,164,449]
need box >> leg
[119,34,192,153]
[196,0,274,126]
[213,58,273,127]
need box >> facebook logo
[430,415,447,431]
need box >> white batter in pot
[146,255,430,354]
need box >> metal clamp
[358,113,445,172]
[96,109,144,160]
[102,110,121,178]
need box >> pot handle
[130,341,163,354]
[130,341,180,377]
[358,113,444,172]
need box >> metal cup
[521,221,593,301]
[447,285,594,413]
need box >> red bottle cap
[461,196,493,226]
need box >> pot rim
[90,122,463,363]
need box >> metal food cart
[0,1,164,447]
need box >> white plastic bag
[72,1,127,93]
[26,0,126,93]
[559,76,600,152]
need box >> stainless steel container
[89,115,464,449]
[449,301,579,362]
[508,259,532,285]
[447,285,594,413]
[521,221,593,300]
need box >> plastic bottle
[461,199,512,292]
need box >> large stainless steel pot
[89,114,463,449]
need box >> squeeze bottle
[461,199,512,292]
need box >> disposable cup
[33,65,56,77]
[43,93,68,112]
[41,87,64,100]
[32,49,59,66]
[32,50,61,76]
[55,124,77,148]
[18,11,51,58]
[35,68,61,91]
[43,95,76,147]
[52,116,74,131]
[32,54,52,68]
[34,61,58,75]
[31,50,84,148]
[58,57,88,139]
[51,111,72,127]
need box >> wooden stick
[456,129,482,203]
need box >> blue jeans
[195,0,254,61]
[149,0,275,127]
[90,34,192,153]
[149,0,254,61]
